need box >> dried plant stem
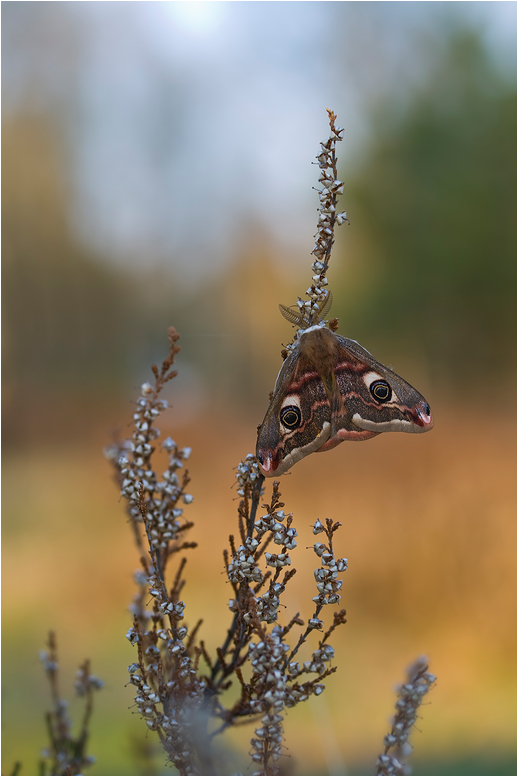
[39,633,103,776]
[248,473,266,537]
[211,472,265,684]
[376,657,437,776]
[103,109,435,777]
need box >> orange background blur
[2,3,516,775]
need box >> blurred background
[2,2,516,775]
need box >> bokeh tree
[2,115,139,444]
[334,31,516,397]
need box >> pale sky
[3,1,516,286]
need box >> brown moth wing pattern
[256,336,333,477]
[329,334,432,440]
[256,327,433,477]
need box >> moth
[256,296,433,477]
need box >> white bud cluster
[254,580,286,624]
[236,453,263,497]
[312,121,345,258]
[127,567,190,684]
[302,644,335,675]
[227,537,264,585]
[376,754,404,775]
[376,658,437,776]
[292,113,348,325]
[126,615,206,774]
[254,509,296,547]
[74,667,104,697]
[127,667,164,727]
[104,379,193,554]
[107,338,208,775]
[285,680,325,708]
[125,625,140,645]
[39,637,104,775]
[283,645,335,707]
[146,572,188,624]
[265,552,291,569]
[232,507,298,623]
[249,628,289,772]
[286,684,310,706]
[312,539,347,606]
[295,294,327,322]
[39,649,58,675]
[116,428,193,551]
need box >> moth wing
[335,335,425,400]
[328,335,432,438]
[257,328,433,476]
[256,344,333,476]
[317,340,380,449]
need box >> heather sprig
[105,327,348,774]
[105,328,205,775]
[376,657,437,776]
[221,475,349,775]
[280,108,348,333]
[307,109,349,302]
[39,632,103,776]
[103,110,436,777]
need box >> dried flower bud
[126,627,139,644]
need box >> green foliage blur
[335,32,516,395]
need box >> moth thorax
[298,326,338,374]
